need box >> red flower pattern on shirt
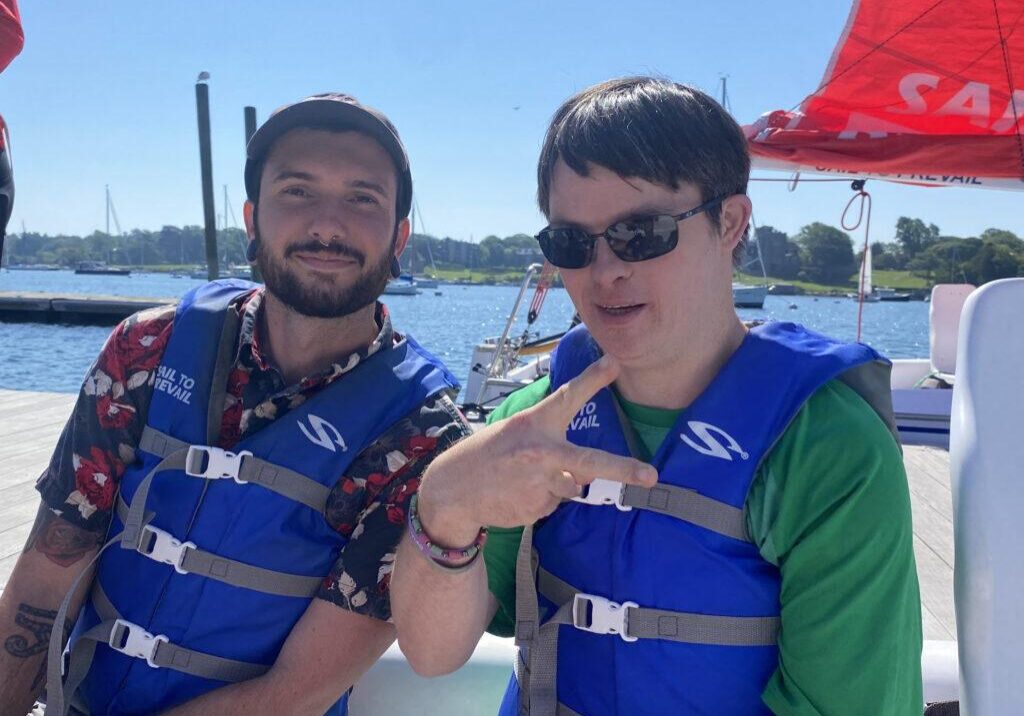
[73,447,122,512]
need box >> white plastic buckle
[185,445,252,484]
[137,524,195,575]
[572,593,638,642]
[109,619,169,668]
[572,479,632,511]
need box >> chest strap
[114,495,322,598]
[58,582,270,715]
[575,480,750,543]
[512,523,779,715]
[46,428,330,714]
[140,426,331,514]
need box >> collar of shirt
[233,287,395,397]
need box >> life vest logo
[569,401,601,431]
[298,414,348,453]
[154,365,194,405]
[680,421,748,461]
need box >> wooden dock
[0,292,173,325]
[0,388,958,640]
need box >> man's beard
[254,225,394,319]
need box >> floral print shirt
[36,288,471,621]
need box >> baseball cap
[244,93,413,219]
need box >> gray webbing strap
[206,306,242,446]
[536,565,778,646]
[235,457,330,514]
[115,495,321,598]
[140,426,331,514]
[513,525,578,716]
[138,426,188,458]
[46,535,122,716]
[48,447,185,715]
[89,584,269,682]
[599,390,751,543]
[620,484,750,543]
[120,451,188,551]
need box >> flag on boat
[744,0,1024,190]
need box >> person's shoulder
[486,376,551,425]
[748,379,911,564]
[94,303,177,380]
[791,378,899,455]
[767,378,903,487]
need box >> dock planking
[0,291,172,325]
[0,388,958,640]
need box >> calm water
[0,269,930,395]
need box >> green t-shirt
[483,376,923,715]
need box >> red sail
[0,0,23,74]
[745,0,1024,188]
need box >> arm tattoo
[24,509,102,567]
[4,603,73,691]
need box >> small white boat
[412,275,439,289]
[383,277,420,295]
[462,263,565,414]
[732,283,768,308]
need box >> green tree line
[743,218,1024,287]
[3,226,547,273]
[6,218,1022,288]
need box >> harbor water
[0,269,930,396]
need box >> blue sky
[1,1,1021,244]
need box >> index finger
[531,355,620,431]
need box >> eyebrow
[350,179,390,198]
[269,170,390,198]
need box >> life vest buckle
[185,445,253,484]
[137,524,196,575]
[571,593,638,642]
[572,479,632,511]
[109,619,169,668]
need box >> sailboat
[742,1,1024,712]
[76,186,130,275]
[410,198,440,288]
[847,242,880,302]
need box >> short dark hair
[537,77,750,263]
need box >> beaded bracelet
[406,493,488,573]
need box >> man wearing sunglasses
[391,77,921,714]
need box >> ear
[243,200,257,241]
[718,194,752,257]
[393,216,412,258]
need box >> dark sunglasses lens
[605,214,679,262]
[537,228,592,269]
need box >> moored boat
[74,261,130,276]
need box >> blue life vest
[502,322,893,716]
[61,280,459,715]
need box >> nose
[589,235,631,287]
[307,199,349,245]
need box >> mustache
[286,240,366,266]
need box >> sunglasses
[535,196,727,269]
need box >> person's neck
[260,293,379,385]
[613,315,747,411]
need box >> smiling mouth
[293,251,360,268]
[597,303,644,316]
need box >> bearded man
[0,93,469,716]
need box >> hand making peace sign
[416,356,659,545]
